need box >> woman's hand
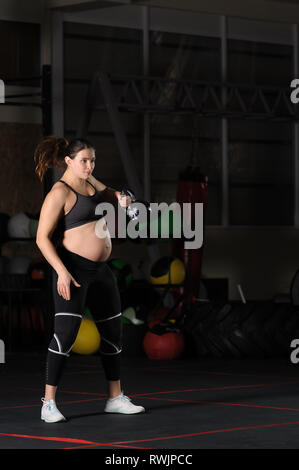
[116,191,131,208]
[57,270,81,301]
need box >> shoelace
[41,398,55,411]
[120,395,131,403]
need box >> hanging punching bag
[172,165,207,299]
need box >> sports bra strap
[59,180,78,195]
[59,179,96,195]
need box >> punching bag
[172,165,207,299]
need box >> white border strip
[95,312,121,323]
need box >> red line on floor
[2,420,299,448]
[110,445,152,449]
[0,432,150,450]
[142,396,299,412]
[105,420,299,445]
[21,380,299,399]
[143,367,298,381]
[2,379,298,411]
[62,443,153,450]
[130,380,299,398]
[0,432,100,445]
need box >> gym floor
[1,353,299,450]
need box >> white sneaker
[104,393,145,414]
[41,398,66,423]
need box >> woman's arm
[36,186,81,300]
[87,174,107,193]
[36,186,69,276]
[88,174,129,206]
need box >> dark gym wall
[227,40,293,226]
[0,3,296,301]
[0,20,41,85]
[0,19,43,217]
[0,123,43,216]
[62,18,295,301]
[63,21,293,225]
[63,24,223,215]
[64,22,143,190]
[0,10,44,261]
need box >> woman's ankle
[44,384,57,402]
[107,380,121,399]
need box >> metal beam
[47,0,131,10]
[132,0,299,25]
[79,74,296,121]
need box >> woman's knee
[48,312,82,357]
[95,314,123,355]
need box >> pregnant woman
[34,136,145,423]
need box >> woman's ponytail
[34,136,69,181]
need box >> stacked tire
[181,300,299,358]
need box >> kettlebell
[121,189,151,222]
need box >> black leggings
[46,246,122,386]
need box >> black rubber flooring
[1,353,299,450]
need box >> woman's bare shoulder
[52,181,71,194]
[46,181,70,204]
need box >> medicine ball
[150,256,185,287]
[83,307,94,321]
[7,213,31,239]
[143,330,184,360]
[108,259,133,292]
[30,258,47,280]
[7,256,32,274]
[72,318,101,355]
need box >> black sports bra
[58,179,104,231]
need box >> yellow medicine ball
[150,256,186,287]
[72,318,101,355]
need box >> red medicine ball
[143,330,184,360]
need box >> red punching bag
[173,165,208,299]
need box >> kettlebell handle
[120,189,136,202]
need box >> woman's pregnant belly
[62,218,112,262]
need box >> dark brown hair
[34,136,95,181]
